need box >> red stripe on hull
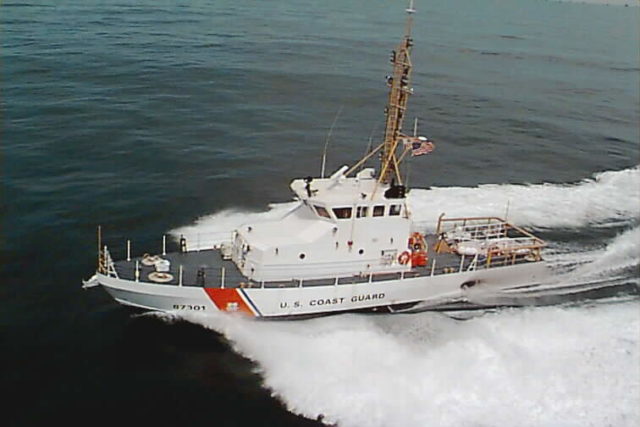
[204,288,255,316]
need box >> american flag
[402,136,435,157]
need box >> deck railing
[177,230,234,251]
[102,219,543,289]
[434,215,545,268]
[118,231,234,261]
[436,215,544,244]
[110,246,539,289]
[100,246,119,279]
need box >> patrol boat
[83,2,548,318]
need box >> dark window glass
[332,207,352,219]
[356,206,368,218]
[389,204,401,216]
[373,205,385,217]
[314,205,331,218]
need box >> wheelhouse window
[314,205,331,219]
[389,204,401,216]
[356,206,368,218]
[373,205,385,217]
[332,207,352,219]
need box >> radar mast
[379,0,416,185]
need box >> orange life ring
[398,251,411,265]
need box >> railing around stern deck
[434,215,546,268]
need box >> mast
[379,0,416,185]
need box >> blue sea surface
[2,0,638,426]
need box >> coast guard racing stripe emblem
[204,288,256,316]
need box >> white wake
[536,226,640,285]
[182,299,639,426]
[408,167,640,231]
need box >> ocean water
[2,0,639,426]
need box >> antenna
[97,225,103,273]
[358,124,378,173]
[406,0,416,14]
[320,106,343,178]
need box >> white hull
[95,261,548,318]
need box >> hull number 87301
[172,304,206,311]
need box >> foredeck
[113,249,246,287]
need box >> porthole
[358,249,364,255]
[299,253,306,260]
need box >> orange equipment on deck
[408,232,428,267]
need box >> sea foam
[184,300,639,426]
[572,226,640,277]
[408,167,640,231]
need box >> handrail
[436,215,546,248]
[109,219,544,288]
[103,247,119,278]
[114,250,541,289]
[176,231,234,251]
